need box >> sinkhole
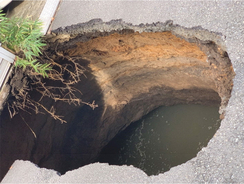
[0,21,235,180]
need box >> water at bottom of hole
[98,104,221,176]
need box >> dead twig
[20,114,37,138]
[7,47,98,124]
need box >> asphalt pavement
[2,1,244,183]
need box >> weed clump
[0,10,51,77]
[0,11,97,124]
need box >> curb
[39,0,60,34]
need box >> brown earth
[67,32,215,107]
[0,30,234,180]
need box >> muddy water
[98,104,220,175]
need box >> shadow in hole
[0,58,105,180]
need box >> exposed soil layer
[0,28,234,180]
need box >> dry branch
[7,47,98,123]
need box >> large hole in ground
[0,22,235,180]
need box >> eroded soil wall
[0,26,234,179]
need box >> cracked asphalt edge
[2,1,244,183]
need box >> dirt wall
[0,21,235,179]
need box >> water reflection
[98,104,220,175]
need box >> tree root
[7,45,98,123]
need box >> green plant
[0,12,97,124]
[0,10,51,77]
